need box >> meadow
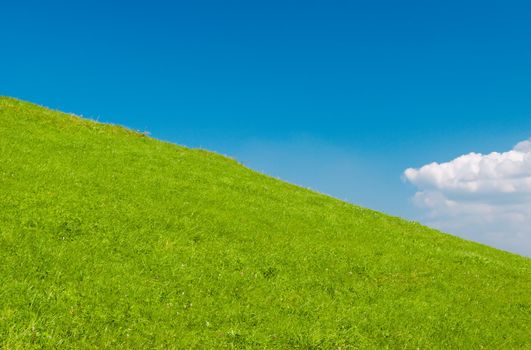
[1,97,530,349]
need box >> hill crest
[1,97,529,348]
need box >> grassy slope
[0,97,530,349]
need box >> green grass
[0,96,530,349]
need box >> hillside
[1,97,530,349]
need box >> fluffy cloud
[404,139,531,257]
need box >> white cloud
[404,139,531,257]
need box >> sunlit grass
[1,97,530,349]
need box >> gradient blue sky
[2,0,531,253]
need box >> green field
[1,96,530,349]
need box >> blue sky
[2,0,531,255]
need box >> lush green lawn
[1,97,530,349]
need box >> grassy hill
[1,97,530,349]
